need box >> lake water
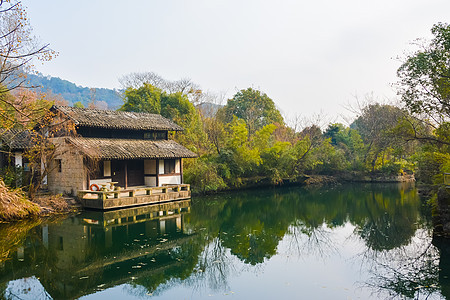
[1,183,449,300]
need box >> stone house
[45,105,197,196]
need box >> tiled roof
[66,137,197,160]
[52,105,184,131]
[0,129,32,150]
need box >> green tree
[351,104,405,172]
[73,101,84,108]
[324,123,364,170]
[221,88,284,134]
[397,23,450,121]
[161,92,195,126]
[120,83,162,114]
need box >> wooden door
[112,160,126,188]
[127,160,144,187]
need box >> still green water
[0,183,449,299]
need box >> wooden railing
[77,184,190,201]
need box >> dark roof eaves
[74,123,183,131]
[65,137,197,160]
[52,105,184,131]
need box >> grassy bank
[0,179,78,222]
[0,180,40,221]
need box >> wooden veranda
[77,184,191,210]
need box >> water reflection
[362,229,441,299]
[0,200,195,299]
[1,184,449,299]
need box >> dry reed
[0,179,41,221]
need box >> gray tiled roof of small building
[66,137,197,160]
[52,105,184,131]
[0,129,32,150]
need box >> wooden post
[156,159,160,187]
[180,158,183,184]
[124,161,128,189]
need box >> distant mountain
[26,73,124,109]
[196,102,222,117]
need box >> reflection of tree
[188,235,236,293]
[286,222,336,259]
[193,192,291,265]
[0,219,42,263]
[0,216,71,299]
[363,229,442,299]
[0,183,432,299]
[353,186,421,251]
[432,236,450,299]
[190,183,424,266]
[130,236,204,297]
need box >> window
[144,132,154,140]
[164,159,175,174]
[144,131,168,140]
[56,159,62,172]
[156,132,167,140]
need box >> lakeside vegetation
[115,23,450,193]
[0,0,448,220]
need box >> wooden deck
[77,184,191,210]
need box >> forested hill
[26,73,124,109]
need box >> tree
[119,83,210,155]
[119,83,162,114]
[0,1,56,96]
[0,88,52,130]
[351,104,405,172]
[203,115,226,155]
[324,123,365,170]
[323,123,345,146]
[119,71,213,105]
[397,22,450,123]
[221,88,284,134]
[73,101,84,108]
[395,24,450,182]
[0,0,56,135]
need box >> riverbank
[0,180,79,223]
[432,187,450,238]
[0,172,416,221]
[190,172,415,195]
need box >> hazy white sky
[23,0,450,122]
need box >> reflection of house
[45,106,196,196]
[0,200,197,300]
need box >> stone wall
[433,187,450,238]
[47,138,87,196]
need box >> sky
[22,0,450,123]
